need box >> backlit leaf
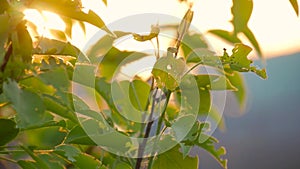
[228,43,252,71]
[243,27,262,57]
[49,29,67,41]
[194,75,237,91]
[199,90,211,114]
[98,47,148,80]
[208,29,241,44]
[181,121,227,169]
[133,25,159,42]
[86,31,131,63]
[152,145,198,169]
[181,32,208,59]
[231,0,253,32]
[129,79,150,111]
[152,55,186,91]
[197,134,227,169]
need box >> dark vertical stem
[1,43,12,72]
[135,88,158,169]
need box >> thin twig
[0,156,17,164]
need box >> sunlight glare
[24,9,66,39]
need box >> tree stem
[135,88,158,169]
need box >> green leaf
[95,79,140,131]
[42,95,77,122]
[152,145,198,169]
[95,77,115,109]
[55,144,108,169]
[186,48,215,64]
[231,0,253,32]
[208,29,241,44]
[114,161,132,169]
[74,152,105,169]
[34,38,81,59]
[3,80,53,129]
[65,123,97,145]
[129,79,150,111]
[49,29,67,41]
[86,31,131,63]
[22,126,67,148]
[290,0,299,16]
[65,118,132,152]
[0,119,19,146]
[18,160,39,169]
[250,67,267,79]
[20,147,66,169]
[164,104,180,126]
[43,69,72,97]
[228,43,252,71]
[181,121,227,169]
[27,0,113,35]
[243,27,262,57]
[12,21,33,62]
[199,90,211,114]
[152,56,186,91]
[226,72,247,111]
[98,47,148,80]
[20,77,56,95]
[37,154,65,169]
[231,0,262,58]
[181,32,208,59]
[109,80,144,122]
[54,144,81,162]
[39,67,71,103]
[133,25,159,41]
[197,134,227,169]
[193,75,237,91]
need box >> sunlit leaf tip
[133,25,160,42]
